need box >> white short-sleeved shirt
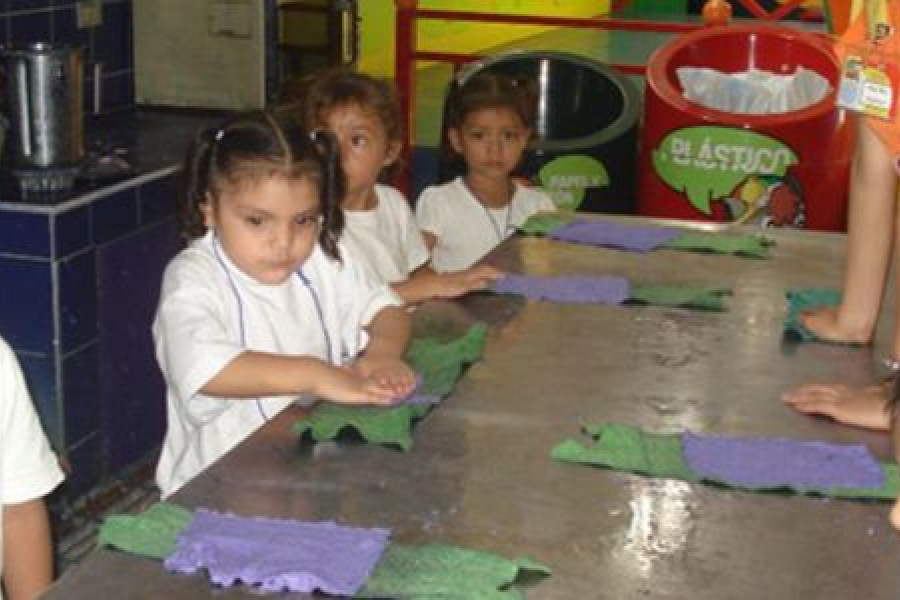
[153,232,402,498]
[416,176,556,272]
[0,336,64,586]
[340,184,429,284]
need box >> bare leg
[801,121,898,343]
[782,382,891,430]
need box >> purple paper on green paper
[493,274,630,305]
[682,432,885,491]
[549,219,681,252]
[164,509,390,595]
[392,374,440,406]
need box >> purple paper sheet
[682,432,885,490]
[401,393,441,406]
[392,374,440,406]
[164,509,390,595]
[493,274,630,305]
[549,219,681,252]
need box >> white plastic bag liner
[676,66,831,114]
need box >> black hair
[286,66,404,184]
[438,71,539,183]
[179,109,345,261]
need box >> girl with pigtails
[152,109,414,498]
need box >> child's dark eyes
[245,215,264,227]
[295,214,319,226]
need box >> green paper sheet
[516,212,574,236]
[405,323,488,397]
[552,423,900,500]
[294,323,489,450]
[517,214,774,259]
[783,288,845,343]
[357,544,551,600]
[629,284,731,312]
[293,403,430,451]
[97,502,193,559]
[552,423,695,481]
[663,231,775,258]
[96,505,553,599]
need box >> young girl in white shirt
[0,334,64,598]
[416,72,556,272]
[295,68,501,304]
[152,110,416,498]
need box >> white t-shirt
[416,176,556,272]
[152,231,402,498]
[0,336,64,589]
[340,184,429,284]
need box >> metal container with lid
[4,42,84,192]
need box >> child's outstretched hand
[314,361,414,406]
[799,306,873,345]
[782,383,891,431]
[351,355,417,400]
[433,264,504,299]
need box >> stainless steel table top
[45,218,900,599]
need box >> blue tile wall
[2,0,134,113]
[92,186,138,243]
[59,247,97,352]
[63,430,105,498]
[92,0,130,72]
[0,209,51,257]
[0,256,53,353]
[2,172,180,500]
[16,351,61,448]
[98,219,177,472]
[54,203,91,257]
[61,341,100,447]
[138,173,177,225]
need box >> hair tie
[214,129,225,141]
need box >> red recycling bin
[637,24,853,231]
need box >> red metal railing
[393,0,812,191]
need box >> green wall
[360,0,610,77]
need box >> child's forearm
[391,268,441,305]
[3,498,54,599]
[362,306,411,359]
[200,352,333,398]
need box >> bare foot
[799,305,873,345]
[782,383,891,430]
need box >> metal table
[45,219,900,599]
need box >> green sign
[538,154,609,211]
[652,126,798,216]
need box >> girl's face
[202,174,321,285]
[448,106,530,183]
[321,103,400,202]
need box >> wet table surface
[44,217,900,599]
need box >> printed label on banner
[652,126,804,227]
[537,154,609,211]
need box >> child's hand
[351,356,417,399]
[891,497,900,532]
[782,383,891,431]
[314,364,413,406]
[433,264,504,299]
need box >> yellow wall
[359,0,610,77]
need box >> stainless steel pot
[4,43,84,174]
